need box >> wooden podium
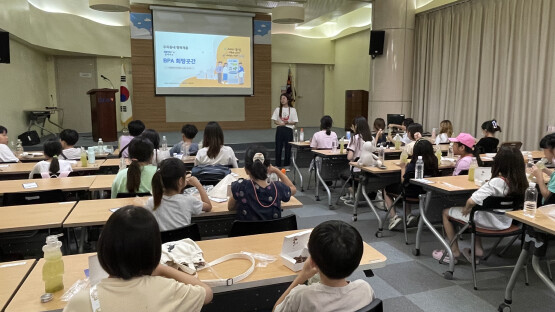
[87,89,118,142]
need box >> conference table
[0,160,105,178]
[500,205,555,311]
[410,175,479,279]
[0,175,96,195]
[17,149,119,163]
[0,259,36,312]
[0,202,76,234]
[4,230,386,312]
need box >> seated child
[28,140,73,178]
[404,123,424,156]
[145,158,212,231]
[63,205,212,312]
[119,120,145,158]
[111,137,157,198]
[140,129,170,166]
[0,125,18,163]
[449,133,475,175]
[433,120,453,144]
[434,146,528,263]
[170,124,199,156]
[59,129,81,160]
[310,115,338,149]
[388,118,414,144]
[475,119,501,153]
[531,133,555,204]
[373,118,388,145]
[273,220,375,312]
[385,139,440,230]
[228,145,295,220]
[195,122,238,168]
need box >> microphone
[100,74,115,89]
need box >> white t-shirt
[28,159,73,178]
[151,149,171,166]
[63,275,206,312]
[61,147,82,160]
[435,133,449,144]
[401,133,412,144]
[347,134,365,172]
[310,130,338,149]
[0,144,18,162]
[274,279,374,312]
[145,194,204,231]
[271,107,299,129]
[195,146,238,168]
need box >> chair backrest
[500,141,523,150]
[315,155,350,181]
[480,196,522,210]
[2,190,65,206]
[160,223,201,243]
[355,298,383,312]
[228,214,298,237]
[40,171,70,179]
[116,192,151,198]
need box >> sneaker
[388,215,403,230]
[343,199,355,207]
[339,194,351,201]
[406,214,419,228]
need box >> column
[368,0,416,121]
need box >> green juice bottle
[42,235,64,293]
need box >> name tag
[22,182,38,189]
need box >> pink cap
[449,133,475,148]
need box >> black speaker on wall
[0,32,9,64]
[369,30,385,59]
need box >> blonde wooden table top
[410,175,479,194]
[209,196,303,216]
[196,230,387,292]
[312,149,348,157]
[88,174,117,191]
[0,175,96,195]
[480,150,545,161]
[0,160,104,175]
[351,159,455,175]
[17,153,46,162]
[63,197,146,228]
[0,201,76,233]
[506,205,555,236]
[0,260,36,312]
[100,158,129,167]
[289,141,311,147]
[5,253,93,312]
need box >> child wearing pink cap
[449,133,476,176]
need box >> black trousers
[275,126,293,167]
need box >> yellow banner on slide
[181,36,251,88]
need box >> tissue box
[280,229,312,272]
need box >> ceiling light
[89,0,129,12]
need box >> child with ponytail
[111,137,157,198]
[145,158,212,231]
[475,119,502,153]
[28,140,73,178]
[228,145,296,220]
[310,115,338,149]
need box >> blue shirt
[169,142,199,157]
[231,178,292,221]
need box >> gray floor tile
[374,261,455,295]
[369,241,414,265]
[406,285,496,312]
[350,271,404,300]
[383,296,425,312]
[289,204,337,218]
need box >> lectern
[87,89,118,142]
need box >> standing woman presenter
[272,93,298,168]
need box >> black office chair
[116,192,151,198]
[228,214,298,237]
[355,298,383,312]
[160,223,201,243]
[2,190,65,206]
[447,196,525,290]
[500,141,523,150]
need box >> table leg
[414,193,431,255]
[353,180,363,221]
[416,191,456,279]
[532,255,555,293]
[290,148,304,192]
[314,157,320,201]
[78,227,86,254]
[359,175,383,238]
[314,157,332,209]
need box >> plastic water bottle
[87,147,96,164]
[435,145,442,166]
[339,137,344,154]
[346,131,351,141]
[299,128,304,142]
[378,146,385,164]
[447,143,454,158]
[161,136,168,151]
[42,235,64,293]
[468,157,478,181]
[526,153,534,169]
[268,173,279,183]
[294,129,299,142]
[394,134,401,150]
[15,139,24,157]
[523,182,537,217]
[331,140,338,153]
[80,147,88,167]
[97,138,104,155]
[415,156,424,179]
[400,148,409,164]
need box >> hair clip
[492,120,498,129]
[52,155,58,158]
[253,152,265,163]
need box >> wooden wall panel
[130,7,271,131]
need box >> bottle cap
[418,156,422,159]
[40,293,53,303]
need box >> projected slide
[154,31,252,95]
